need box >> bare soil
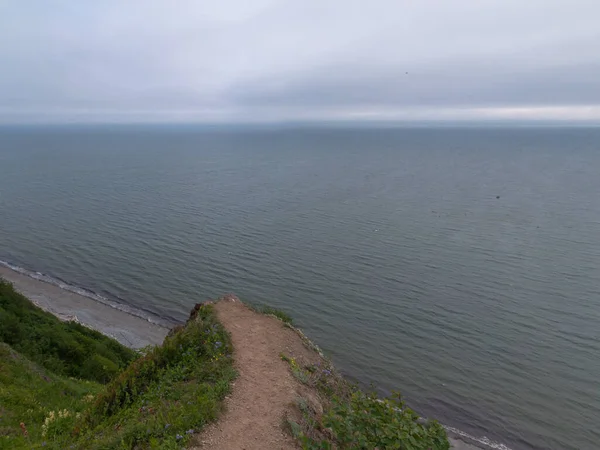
[190,296,322,450]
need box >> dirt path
[190,296,481,450]
[190,296,321,450]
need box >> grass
[76,303,236,449]
[281,354,450,450]
[0,281,236,450]
[0,343,102,450]
[249,304,294,324]
[0,279,136,383]
[1,278,448,450]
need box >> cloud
[1,0,599,123]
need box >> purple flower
[186,429,195,434]
[176,433,183,440]
[165,423,171,429]
[215,341,222,348]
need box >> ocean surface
[1,125,599,450]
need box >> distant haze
[1,1,599,124]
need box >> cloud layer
[1,0,599,123]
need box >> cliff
[0,279,452,449]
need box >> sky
[1,0,599,124]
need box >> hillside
[0,342,102,449]
[0,279,135,383]
[0,279,235,449]
[192,296,451,450]
[0,278,454,449]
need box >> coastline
[448,435,497,450]
[0,263,491,449]
[0,265,169,349]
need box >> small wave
[444,425,513,450]
[0,259,172,329]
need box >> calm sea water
[1,126,599,450]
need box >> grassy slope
[258,305,450,450]
[1,278,448,450]
[0,343,102,450]
[283,352,450,450]
[0,279,136,383]
[75,303,235,449]
[0,278,235,449]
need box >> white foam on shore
[444,425,513,450]
[0,259,171,329]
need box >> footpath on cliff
[2,264,481,449]
[190,296,322,450]
[190,296,479,450]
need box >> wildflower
[186,429,195,434]
[165,423,171,429]
[176,434,183,440]
[215,341,222,348]
[41,411,56,437]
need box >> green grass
[0,343,102,450]
[0,278,136,383]
[250,304,293,324]
[75,303,236,449]
[0,281,236,450]
[281,355,450,450]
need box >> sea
[0,125,598,450]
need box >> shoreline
[0,263,495,449]
[0,265,169,349]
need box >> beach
[0,265,169,349]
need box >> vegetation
[0,281,235,450]
[0,279,135,383]
[1,277,448,449]
[250,304,294,324]
[0,343,102,450]
[76,304,235,449]
[282,354,450,450]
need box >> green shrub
[282,356,450,450]
[321,391,449,450]
[254,305,293,324]
[81,354,120,384]
[76,303,236,449]
[0,278,135,383]
[0,303,236,450]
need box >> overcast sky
[1,1,599,123]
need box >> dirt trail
[191,296,479,450]
[190,296,321,450]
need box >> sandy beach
[0,266,169,349]
[448,437,489,450]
